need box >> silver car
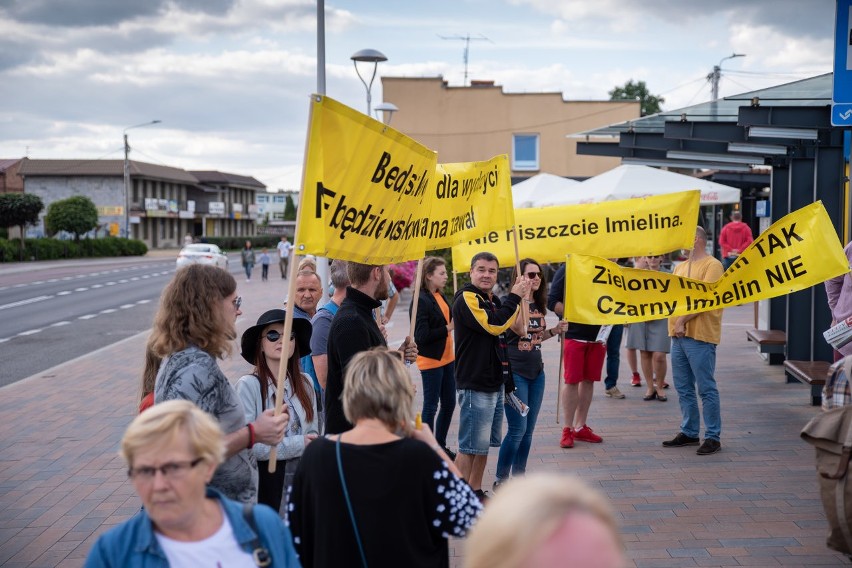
[176,244,229,270]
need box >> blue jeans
[671,337,721,441]
[722,256,736,271]
[496,370,545,481]
[604,324,624,390]
[244,264,253,279]
[420,362,456,447]
[457,387,503,455]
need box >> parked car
[176,244,229,270]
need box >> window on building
[512,134,540,171]
[273,195,285,203]
[257,195,268,203]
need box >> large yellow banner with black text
[427,155,515,250]
[451,191,700,271]
[563,201,848,324]
[297,95,438,264]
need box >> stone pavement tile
[694,557,742,567]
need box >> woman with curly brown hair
[152,264,288,503]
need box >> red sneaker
[631,372,641,387]
[574,424,603,443]
[560,427,574,448]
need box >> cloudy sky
[0,0,834,191]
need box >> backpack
[801,405,852,554]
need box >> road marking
[119,304,134,309]
[78,314,97,320]
[100,309,117,314]
[47,279,58,283]
[57,291,71,296]
[0,295,53,311]
[51,321,71,327]
[130,277,139,281]
[118,279,129,283]
[62,277,72,280]
[136,299,151,304]
[13,283,25,288]
[33,281,44,285]
[91,284,103,289]
[74,287,88,292]
[18,329,42,336]
[0,337,10,344]
[105,282,116,286]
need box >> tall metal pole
[709,53,745,102]
[123,134,130,238]
[314,0,329,306]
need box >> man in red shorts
[547,264,605,448]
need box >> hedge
[0,237,148,262]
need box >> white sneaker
[605,387,626,399]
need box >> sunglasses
[264,330,296,342]
[233,296,242,310]
[524,271,541,279]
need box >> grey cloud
[1,0,235,27]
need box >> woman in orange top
[411,256,457,459]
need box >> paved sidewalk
[0,285,849,566]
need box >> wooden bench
[746,329,787,364]
[783,360,830,406]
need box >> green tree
[0,193,44,249]
[45,195,98,241]
[609,80,664,116]
[283,194,297,221]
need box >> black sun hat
[240,309,312,365]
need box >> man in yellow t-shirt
[663,226,725,456]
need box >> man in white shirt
[277,236,293,279]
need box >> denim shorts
[457,387,503,455]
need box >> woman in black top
[288,348,482,568]
[495,258,566,490]
[411,256,457,458]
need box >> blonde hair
[149,264,236,359]
[464,473,623,568]
[342,348,414,433]
[120,400,225,467]
[298,257,317,273]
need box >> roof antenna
[438,33,491,86]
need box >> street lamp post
[374,101,399,125]
[709,53,745,101]
[123,120,161,238]
[350,48,387,116]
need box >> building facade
[17,160,264,248]
[0,159,24,194]
[381,77,640,180]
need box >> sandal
[656,389,667,401]
[643,391,657,401]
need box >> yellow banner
[427,155,515,250]
[564,201,849,324]
[297,95,438,264]
[451,191,700,271]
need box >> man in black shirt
[324,261,417,434]
[547,264,606,449]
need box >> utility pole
[709,53,746,101]
[439,33,491,86]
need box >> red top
[719,221,754,258]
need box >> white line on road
[17,329,42,336]
[51,321,71,327]
[57,291,71,296]
[78,314,97,320]
[100,309,117,314]
[0,295,53,311]
[105,282,116,286]
[118,279,129,283]
[74,287,88,292]
[119,304,134,309]
[91,284,103,289]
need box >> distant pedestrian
[259,248,271,281]
[151,264,288,502]
[718,210,753,271]
[183,233,193,246]
[277,236,293,278]
[241,240,256,282]
[626,255,671,402]
[84,400,300,567]
[237,310,317,516]
[824,240,852,358]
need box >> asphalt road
[0,254,239,387]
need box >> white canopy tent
[512,173,580,208]
[530,165,741,207]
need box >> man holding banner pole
[663,226,725,456]
[324,261,418,435]
[547,264,607,449]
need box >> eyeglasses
[128,458,204,481]
[524,271,541,279]
[233,296,242,310]
[264,330,295,342]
